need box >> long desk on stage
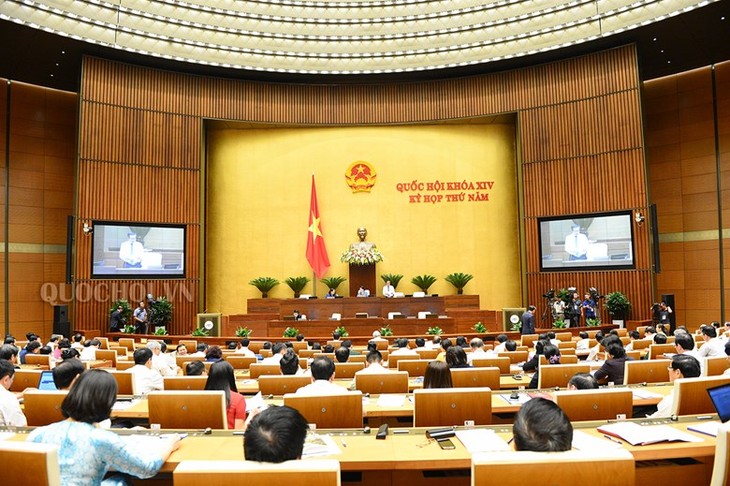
[268,317,456,338]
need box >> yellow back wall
[206,122,521,314]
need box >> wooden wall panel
[77,44,650,336]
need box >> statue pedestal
[349,264,376,297]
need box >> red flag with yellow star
[306,175,330,278]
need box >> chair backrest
[0,441,61,486]
[173,459,341,486]
[623,359,671,385]
[109,346,128,357]
[673,376,730,416]
[631,339,651,350]
[93,337,110,350]
[471,357,510,374]
[625,350,642,361]
[248,342,266,354]
[537,363,590,389]
[163,376,208,391]
[258,375,312,395]
[711,422,730,486]
[450,367,500,390]
[179,340,198,353]
[706,357,730,376]
[558,341,577,349]
[649,344,676,359]
[23,390,68,426]
[539,355,578,365]
[334,362,365,378]
[520,334,539,348]
[387,354,421,370]
[299,349,316,359]
[148,391,227,429]
[225,356,257,370]
[118,338,136,352]
[413,387,491,427]
[291,342,308,353]
[416,349,440,360]
[313,353,335,360]
[10,369,41,392]
[397,359,432,377]
[497,351,528,364]
[555,332,572,342]
[25,354,51,368]
[249,363,283,379]
[370,340,389,350]
[472,449,634,486]
[95,349,118,367]
[283,392,363,428]
[108,370,134,395]
[347,355,366,363]
[554,388,633,421]
[354,371,409,394]
[116,361,136,371]
[182,361,214,375]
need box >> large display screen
[91,222,185,278]
[538,211,635,271]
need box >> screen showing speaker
[90,222,186,279]
[538,211,635,272]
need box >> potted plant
[380,273,404,290]
[586,317,601,327]
[192,326,209,337]
[320,276,347,293]
[333,326,349,338]
[553,319,568,329]
[380,325,394,337]
[426,326,443,336]
[411,274,437,294]
[153,327,169,336]
[285,276,311,298]
[123,324,136,334]
[283,327,299,338]
[445,272,474,295]
[149,296,173,331]
[509,320,522,332]
[604,291,631,326]
[249,277,280,298]
[109,299,133,327]
[235,327,252,338]
[473,322,487,333]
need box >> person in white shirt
[575,331,590,352]
[625,330,640,351]
[119,232,144,268]
[296,357,348,395]
[0,360,27,426]
[356,286,370,297]
[467,338,493,365]
[234,338,256,357]
[649,354,701,418]
[586,331,604,361]
[71,333,85,351]
[493,334,508,354]
[147,341,178,376]
[390,338,418,356]
[79,339,100,361]
[382,280,395,298]
[355,350,391,375]
[698,325,726,358]
[261,342,287,365]
[129,348,164,395]
[279,349,307,376]
[674,333,705,375]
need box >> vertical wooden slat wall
[77,44,651,334]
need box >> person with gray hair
[467,337,491,364]
[147,341,178,376]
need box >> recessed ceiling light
[652,37,657,41]
[667,60,671,64]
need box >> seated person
[129,348,164,395]
[244,406,308,463]
[445,346,470,369]
[567,372,599,390]
[356,286,370,297]
[261,343,287,365]
[189,343,208,358]
[280,349,304,375]
[586,331,604,361]
[0,359,27,426]
[185,361,206,376]
[204,361,246,430]
[493,334,509,353]
[234,338,256,357]
[528,344,560,389]
[296,357,347,395]
[52,359,85,390]
[504,340,517,352]
[325,288,337,299]
[593,341,629,384]
[649,354,702,418]
[625,330,640,351]
[391,338,418,356]
[467,338,492,364]
[355,350,390,375]
[423,361,453,389]
[322,344,335,354]
[334,346,350,363]
[414,337,428,350]
[513,397,572,451]
[204,345,224,362]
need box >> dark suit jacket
[521,311,535,335]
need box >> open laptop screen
[707,382,730,423]
[37,370,58,391]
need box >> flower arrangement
[123,324,135,334]
[235,327,252,338]
[333,326,349,338]
[473,322,487,333]
[380,325,394,337]
[340,247,384,265]
[426,326,443,336]
[192,327,209,337]
[586,317,601,327]
[153,327,169,336]
[553,319,568,329]
[283,327,299,338]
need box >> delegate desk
[267,317,456,339]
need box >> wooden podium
[349,264,376,297]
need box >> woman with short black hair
[29,369,180,484]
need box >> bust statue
[350,227,375,251]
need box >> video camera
[542,288,555,299]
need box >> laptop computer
[687,382,730,437]
[37,370,58,391]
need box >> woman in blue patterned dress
[28,369,180,485]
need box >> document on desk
[498,393,531,405]
[245,392,269,413]
[0,432,15,441]
[302,434,341,457]
[631,389,664,400]
[377,394,406,407]
[112,399,139,411]
[571,430,623,451]
[455,429,510,453]
[687,421,721,437]
[598,422,705,446]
